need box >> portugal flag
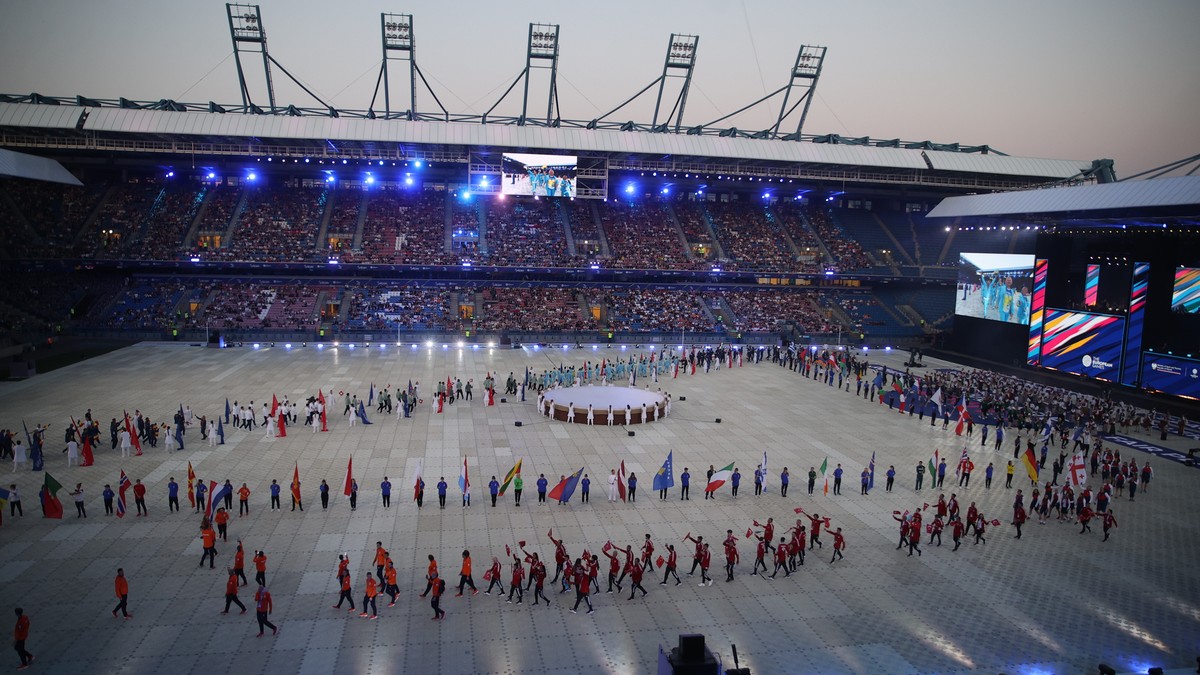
[41,473,64,519]
[704,463,735,493]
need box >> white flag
[1068,452,1088,487]
[761,451,769,493]
[930,388,944,414]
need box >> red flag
[81,436,94,467]
[437,395,443,414]
[291,463,302,504]
[277,412,287,437]
[547,529,553,539]
[990,519,1001,527]
[270,394,279,418]
[116,470,131,518]
[204,480,218,520]
[123,411,142,456]
[823,477,828,496]
[487,388,494,406]
[343,457,354,496]
[794,507,804,514]
[518,540,526,549]
[318,390,328,432]
[923,503,930,510]
[617,461,627,502]
[745,528,753,539]
[752,520,762,527]
[682,532,691,542]
[413,460,423,502]
[602,541,612,554]
[186,462,196,509]
[655,555,665,568]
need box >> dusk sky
[3,0,1198,177]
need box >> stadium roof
[0,99,1092,191]
[928,176,1200,219]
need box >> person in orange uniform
[112,568,131,619]
[359,574,379,619]
[237,483,251,517]
[419,555,438,598]
[222,568,246,614]
[214,508,230,541]
[334,569,354,611]
[373,542,389,586]
[253,550,267,587]
[200,522,218,569]
[254,586,277,637]
[456,550,478,596]
[430,571,446,620]
[13,607,33,669]
[384,561,399,607]
[233,540,248,586]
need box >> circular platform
[540,385,667,424]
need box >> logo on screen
[1082,354,1114,371]
[1192,368,1198,379]
[1082,355,1092,368]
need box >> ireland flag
[705,463,735,493]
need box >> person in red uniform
[570,560,593,614]
[894,512,910,550]
[233,540,248,586]
[950,517,966,551]
[723,536,739,582]
[359,574,379,619]
[618,546,637,587]
[698,543,713,586]
[806,513,824,549]
[929,516,944,547]
[906,521,922,557]
[627,554,648,600]
[113,568,131,619]
[133,479,148,516]
[549,533,569,584]
[640,534,655,572]
[1078,505,1095,534]
[602,547,622,594]
[254,585,277,637]
[13,607,32,669]
[947,494,960,522]
[751,537,768,576]
[661,545,681,585]
[506,557,525,604]
[965,502,979,535]
[1013,505,1027,539]
[684,534,705,576]
[762,518,776,553]
[830,528,846,563]
[223,568,246,614]
[484,556,505,595]
[253,550,268,587]
[214,508,230,541]
[770,538,790,578]
[935,495,948,520]
[1102,509,1118,542]
[523,552,549,606]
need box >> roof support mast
[226,4,276,111]
[773,45,826,140]
[484,23,560,125]
[371,13,449,121]
[651,34,699,133]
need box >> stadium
[1,5,1198,675]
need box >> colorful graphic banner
[1084,264,1099,307]
[1026,258,1048,365]
[1039,308,1126,381]
[1121,262,1149,386]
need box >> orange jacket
[215,511,229,525]
[235,547,245,569]
[340,574,352,592]
[201,529,216,547]
[427,559,438,579]
[254,552,267,572]
[366,577,378,598]
[385,566,397,586]
[374,547,388,566]
[226,574,239,596]
[461,556,472,576]
[255,589,271,613]
[115,576,128,597]
[238,486,251,500]
[14,615,29,641]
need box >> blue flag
[872,372,884,389]
[368,383,375,407]
[652,451,675,491]
[217,418,225,445]
[224,398,231,424]
[558,467,584,503]
[357,401,373,425]
[24,421,43,472]
[869,451,876,489]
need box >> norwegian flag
[116,470,131,518]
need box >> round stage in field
[540,385,667,425]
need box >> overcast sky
[2,0,1198,177]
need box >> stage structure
[225,3,335,116]
[371,13,449,121]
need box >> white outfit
[607,406,614,426]
[120,430,132,457]
[607,474,618,502]
[12,443,27,470]
[587,405,594,426]
[66,440,79,466]
[164,430,176,452]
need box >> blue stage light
[365,175,375,185]
[405,177,414,186]
[413,160,422,168]
[247,173,257,182]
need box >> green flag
[819,457,828,475]
[499,459,523,495]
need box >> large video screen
[501,152,577,197]
[956,252,1035,324]
[1171,267,1200,313]
[1039,308,1126,381]
[1141,352,1200,400]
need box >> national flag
[224,398,231,424]
[955,406,971,436]
[270,394,279,419]
[81,436,94,467]
[868,451,876,489]
[1071,425,1084,443]
[655,555,665,568]
[41,472,64,519]
[204,480,219,520]
[1068,452,1088,487]
[122,411,142,456]
[893,382,905,411]
[277,412,287,437]
[318,389,328,431]
[291,463,302,504]
[116,470,131,518]
[458,457,470,493]
[761,451,769,493]
[820,456,829,495]
[872,372,884,389]
[357,401,373,424]
[705,463,735,493]
[210,481,232,516]
[25,421,44,471]
[187,462,196,508]
[499,459,522,495]
[413,460,423,501]
[343,456,354,496]
[368,383,375,407]
[1040,419,1053,443]
[548,467,584,503]
[216,418,225,445]
[617,460,627,502]
[954,448,969,479]
[930,388,943,416]
[0,486,9,523]
[927,448,940,483]
[652,451,675,491]
[1021,448,1040,483]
